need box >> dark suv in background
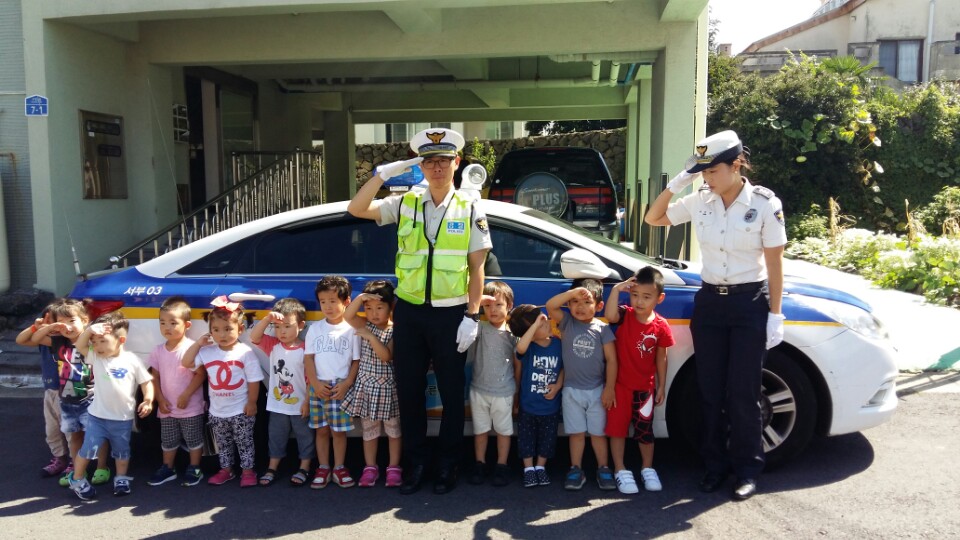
[488,147,619,238]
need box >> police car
[71,199,899,467]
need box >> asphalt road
[1,376,959,539]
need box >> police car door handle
[228,292,276,303]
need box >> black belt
[701,281,766,296]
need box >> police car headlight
[798,296,888,340]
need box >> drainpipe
[608,62,622,85]
[925,0,935,82]
[591,61,601,85]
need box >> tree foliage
[524,120,626,136]
[708,53,960,232]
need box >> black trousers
[690,287,768,479]
[393,299,467,469]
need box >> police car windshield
[518,208,659,265]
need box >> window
[178,216,398,275]
[386,123,408,143]
[488,222,567,279]
[878,40,922,83]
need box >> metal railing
[109,149,322,268]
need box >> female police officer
[348,128,491,495]
[644,130,786,501]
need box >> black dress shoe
[698,472,728,493]
[433,466,458,494]
[399,465,425,495]
[468,461,485,485]
[732,478,757,501]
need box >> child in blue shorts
[68,311,154,500]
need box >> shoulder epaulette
[753,185,774,199]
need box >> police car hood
[674,259,873,312]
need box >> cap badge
[426,131,446,144]
[696,145,708,158]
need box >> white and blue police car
[71,199,899,467]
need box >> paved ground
[1,374,959,538]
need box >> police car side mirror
[560,248,619,280]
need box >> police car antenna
[64,217,86,281]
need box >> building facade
[4,0,711,294]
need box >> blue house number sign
[25,95,49,117]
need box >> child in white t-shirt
[250,297,314,487]
[181,296,263,488]
[67,311,153,500]
[304,276,360,489]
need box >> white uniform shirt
[378,188,493,254]
[666,178,787,285]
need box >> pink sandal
[385,466,403,488]
[358,466,379,487]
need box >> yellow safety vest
[395,190,473,306]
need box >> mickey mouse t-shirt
[256,335,307,416]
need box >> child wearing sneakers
[68,311,154,500]
[604,267,675,493]
[466,281,518,487]
[180,296,263,488]
[509,305,563,488]
[341,280,401,488]
[249,297,315,487]
[304,276,361,489]
[546,279,618,491]
[146,296,205,488]
[16,308,69,478]
[29,298,112,488]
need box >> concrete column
[322,107,355,202]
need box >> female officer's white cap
[409,127,465,158]
[685,130,743,173]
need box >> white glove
[376,157,423,181]
[666,169,698,194]
[455,316,479,353]
[766,312,786,349]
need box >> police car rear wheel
[667,350,818,468]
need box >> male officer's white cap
[685,130,743,173]
[410,127,465,158]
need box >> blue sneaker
[147,465,177,486]
[181,466,203,487]
[69,477,97,501]
[113,476,132,496]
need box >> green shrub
[786,203,829,241]
[787,229,960,307]
[914,186,960,236]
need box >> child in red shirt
[603,266,675,494]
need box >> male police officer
[348,128,491,494]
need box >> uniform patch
[753,185,774,199]
[744,209,758,223]
[475,217,488,233]
[774,209,785,226]
[447,221,466,235]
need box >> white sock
[524,467,535,473]
[534,466,545,471]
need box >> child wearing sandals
[249,298,315,487]
[181,296,263,488]
[304,276,361,489]
[341,280,401,488]
[603,266,675,493]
